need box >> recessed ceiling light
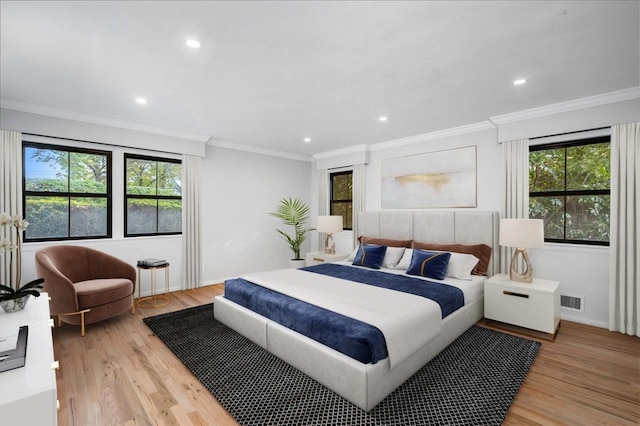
[135,97,148,104]
[303,137,311,143]
[186,39,202,49]
[379,116,388,122]
[513,78,527,86]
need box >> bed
[214,210,499,411]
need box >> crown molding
[207,139,312,162]
[369,121,496,152]
[312,144,369,161]
[490,86,640,125]
[0,98,211,143]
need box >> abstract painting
[381,146,477,208]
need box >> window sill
[536,242,609,255]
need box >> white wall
[201,146,312,284]
[21,237,184,297]
[495,98,639,328]
[365,127,502,211]
[1,109,195,296]
[528,244,610,328]
[0,108,206,156]
[3,108,313,294]
[314,98,638,328]
[4,94,638,326]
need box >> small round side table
[137,262,170,307]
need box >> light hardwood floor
[53,285,639,425]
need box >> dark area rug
[144,303,540,426]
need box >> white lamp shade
[317,215,343,233]
[499,219,544,249]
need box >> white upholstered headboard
[357,211,500,276]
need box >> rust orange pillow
[411,241,492,276]
[358,236,412,248]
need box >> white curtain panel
[318,169,328,251]
[1,130,22,288]
[609,122,639,337]
[352,163,365,249]
[0,130,22,215]
[181,154,202,290]
[500,139,529,274]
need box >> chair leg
[59,309,91,336]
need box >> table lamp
[499,218,544,283]
[317,215,343,254]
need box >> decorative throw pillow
[352,244,387,269]
[358,236,412,248]
[446,252,480,280]
[411,241,492,276]
[382,247,406,269]
[394,248,413,270]
[406,249,451,280]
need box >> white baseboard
[560,312,608,329]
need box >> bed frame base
[214,295,483,411]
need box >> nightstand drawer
[484,274,560,334]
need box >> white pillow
[394,249,413,270]
[347,246,359,261]
[382,247,405,269]
[445,252,480,280]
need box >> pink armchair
[35,245,136,336]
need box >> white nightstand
[484,273,560,337]
[305,251,350,267]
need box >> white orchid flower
[15,218,29,230]
[0,237,12,253]
[0,212,11,226]
[0,212,29,292]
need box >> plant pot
[0,295,31,313]
[289,259,306,269]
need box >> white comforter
[242,268,442,369]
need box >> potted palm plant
[0,212,44,313]
[269,197,314,268]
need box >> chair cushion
[75,279,133,310]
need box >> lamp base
[509,248,533,283]
[324,233,336,254]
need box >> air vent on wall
[561,294,584,313]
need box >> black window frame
[329,170,353,231]
[22,141,112,242]
[529,135,610,246]
[124,153,182,237]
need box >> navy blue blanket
[225,278,388,363]
[224,265,464,364]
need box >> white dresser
[484,274,560,335]
[305,251,350,266]
[0,293,58,426]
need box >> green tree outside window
[529,137,610,245]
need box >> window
[529,136,610,245]
[330,171,353,230]
[23,142,111,241]
[125,154,182,236]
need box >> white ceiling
[1,1,638,157]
